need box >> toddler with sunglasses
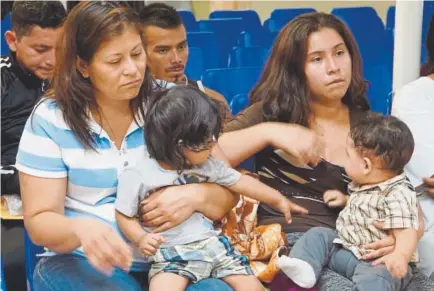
[115,85,307,291]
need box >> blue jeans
[290,227,413,291]
[33,254,233,291]
[289,227,412,291]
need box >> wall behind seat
[192,0,395,24]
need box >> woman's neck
[310,100,347,121]
[94,98,132,119]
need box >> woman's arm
[20,172,132,274]
[20,172,79,252]
[140,183,237,233]
[362,204,424,260]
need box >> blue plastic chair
[269,8,316,32]
[187,32,219,70]
[228,46,270,68]
[1,12,12,55]
[364,64,393,115]
[209,10,262,31]
[201,67,262,103]
[229,93,249,115]
[177,9,199,32]
[185,47,203,81]
[24,230,44,291]
[238,30,278,48]
[198,18,246,67]
[1,258,7,291]
[385,5,433,64]
[332,7,391,68]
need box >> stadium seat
[1,13,11,55]
[185,47,204,81]
[228,46,270,68]
[332,7,391,67]
[24,229,44,291]
[1,259,7,291]
[177,9,199,32]
[198,18,247,67]
[201,67,262,103]
[364,64,393,115]
[209,10,262,31]
[269,8,316,32]
[229,93,250,115]
[187,32,219,70]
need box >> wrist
[188,183,203,211]
[136,232,149,247]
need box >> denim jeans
[33,254,233,291]
[289,227,413,291]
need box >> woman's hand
[423,175,434,198]
[72,218,132,275]
[265,123,323,167]
[139,184,197,233]
[361,221,395,260]
[323,190,348,208]
[372,252,409,279]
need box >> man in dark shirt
[1,1,65,193]
[1,2,66,290]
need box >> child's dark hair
[350,113,414,173]
[145,85,224,171]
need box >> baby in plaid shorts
[278,113,420,291]
[115,86,308,291]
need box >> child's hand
[138,233,166,256]
[276,198,308,224]
[372,252,409,279]
[323,190,348,208]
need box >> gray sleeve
[205,156,242,186]
[115,169,146,217]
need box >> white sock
[277,255,317,288]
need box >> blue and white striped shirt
[16,99,150,271]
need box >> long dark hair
[145,85,223,171]
[250,12,370,126]
[45,1,153,149]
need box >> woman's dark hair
[250,12,370,126]
[425,15,434,75]
[145,85,223,171]
[44,1,152,149]
[351,113,414,172]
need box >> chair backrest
[177,9,199,32]
[386,6,395,31]
[364,63,393,115]
[201,67,262,103]
[24,230,44,291]
[1,12,11,55]
[198,18,247,67]
[269,8,316,32]
[386,5,433,64]
[332,7,391,67]
[229,93,250,115]
[185,47,203,81]
[228,46,270,68]
[1,257,7,291]
[187,32,219,70]
[209,10,262,30]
